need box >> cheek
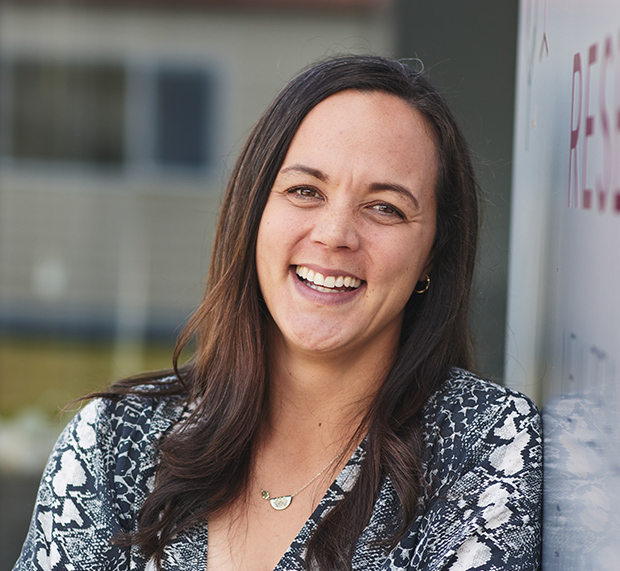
[255,208,301,286]
[384,232,434,290]
[256,203,280,260]
[257,220,287,269]
[255,219,276,295]
[259,201,311,254]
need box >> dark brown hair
[106,54,479,570]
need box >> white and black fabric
[13,369,542,570]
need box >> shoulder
[13,384,191,569]
[65,383,189,454]
[391,370,543,571]
[420,368,542,483]
[52,383,189,525]
[423,367,540,430]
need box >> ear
[420,247,435,278]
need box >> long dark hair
[106,54,479,570]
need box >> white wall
[507,0,620,567]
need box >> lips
[295,265,362,293]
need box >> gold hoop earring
[414,275,430,294]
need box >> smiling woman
[13,56,542,571]
[256,91,437,361]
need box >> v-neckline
[271,439,367,571]
[195,439,367,571]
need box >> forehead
[282,89,439,188]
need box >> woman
[14,55,541,571]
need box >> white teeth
[311,284,341,293]
[295,265,361,291]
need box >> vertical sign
[507,0,620,568]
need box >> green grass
[0,336,176,423]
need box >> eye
[287,186,323,201]
[369,203,406,219]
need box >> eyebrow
[279,163,420,210]
[368,182,419,210]
[279,163,328,182]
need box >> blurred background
[0,0,517,566]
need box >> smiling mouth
[295,265,362,293]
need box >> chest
[206,480,328,571]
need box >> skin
[207,89,439,571]
[257,89,438,369]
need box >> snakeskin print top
[13,369,542,570]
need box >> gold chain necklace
[259,448,347,511]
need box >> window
[0,56,219,175]
[10,60,126,165]
[155,68,214,168]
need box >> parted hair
[105,54,479,570]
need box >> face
[255,90,438,361]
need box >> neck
[262,326,398,455]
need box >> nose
[309,200,360,251]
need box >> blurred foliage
[0,336,175,422]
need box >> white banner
[508,0,620,568]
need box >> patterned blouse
[13,369,542,570]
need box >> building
[0,0,393,376]
[0,2,393,561]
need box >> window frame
[0,52,225,186]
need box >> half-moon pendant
[269,495,293,510]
